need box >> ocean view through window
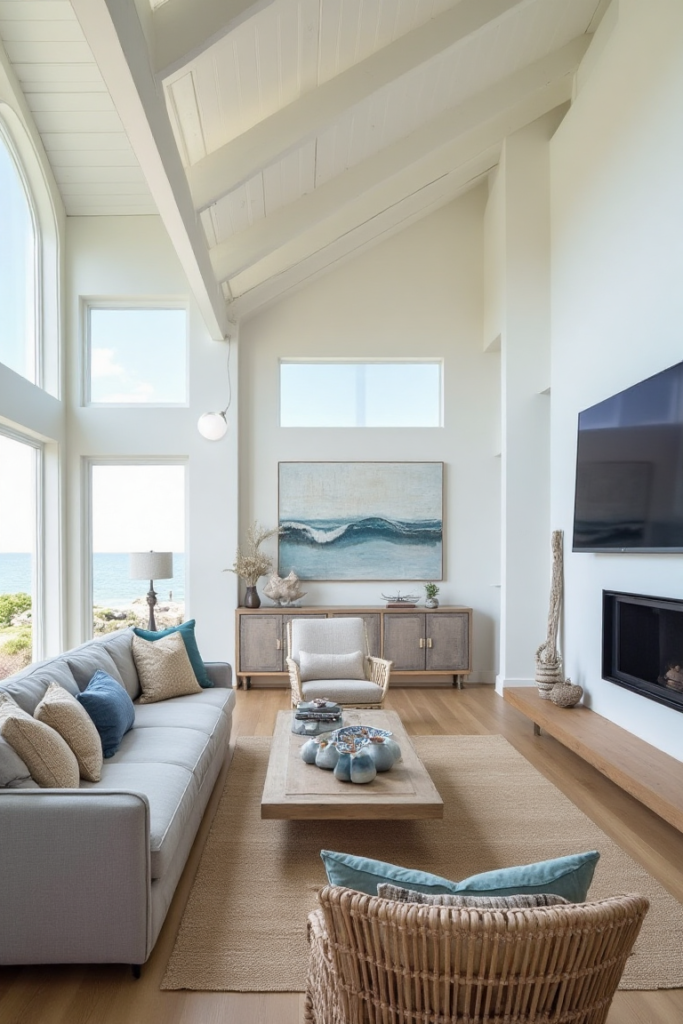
[90,463,186,637]
[0,435,37,680]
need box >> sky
[0,439,185,553]
[90,307,187,404]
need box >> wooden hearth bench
[504,687,683,834]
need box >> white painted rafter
[211,37,589,285]
[71,0,229,339]
[187,0,530,212]
[152,0,277,80]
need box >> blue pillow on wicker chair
[320,849,600,903]
[132,619,212,688]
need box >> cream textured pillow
[132,630,203,704]
[34,682,103,782]
[377,884,569,909]
[0,692,79,788]
[299,649,366,682]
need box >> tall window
[0,434,38,680]
[86,305,188,405]
[280,360,443,427]
[90,463,186,637]
[0,129,37,383]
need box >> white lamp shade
[129,551,173,581]
[198,411,228,440]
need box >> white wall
[65,216,239,663]
[239,187,500,683]
[550,0,683,759]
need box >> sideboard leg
[245,676,251,690]
[534,722,541,736]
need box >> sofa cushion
[132,619,212,688]
[67,646,125,692]
[320,849,601,902]
[35,682,103,782]
[76,670,135,758]
[133,699,229,735]
[0,693,79,788]
[0,735,32,788]
[96,630,140,700]
[107,725,214,775]
[377,884,569,908]
[0,662,79,716]
[299,649,366,682]
[132,632,202,704]
[302,679,384,704]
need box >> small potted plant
[424,583,440,609]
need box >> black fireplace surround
[603,590,683,714]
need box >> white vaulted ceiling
[0,0,608,332]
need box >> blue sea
[278,517,442,580]
[0,553,185,606]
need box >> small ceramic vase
[315,740,339,770]
[350,749,377,784]
[334,751,352,782]
[425,598,439,609]
[244,585,261,609]
[300,738,319,764]
[367,735,396,772]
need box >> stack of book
[292,700,343,735]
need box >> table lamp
[129,550,173,630]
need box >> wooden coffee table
[261,709,443,820]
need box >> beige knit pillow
[34,682,103,782]
[131,630,202,704]
[0,692,79,788]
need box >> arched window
[0,124,37,383]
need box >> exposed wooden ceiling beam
[188,0,530,212]
[71,0,229,340]
[211,37,589,285]
[228,157,495,320]
[152,0,277,80]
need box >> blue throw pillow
[320,849,600,903]
[77,670,135,758]
[132,619,212,688]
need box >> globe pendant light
[198,337,232,441]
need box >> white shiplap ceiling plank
[0,3,74,20]
[12,62,107,84]
[187,0,528,211]
[58,181,152,195]
[2,40,94,63]
[210,37,587,282]
[0,20,85,42]
[52,165,147,183]
[26,91,117,111]
[169,71,206,165]
[46,148,141,167]
[40,131,136,151]
[31,110,125,133]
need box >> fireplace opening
[603,591,683,713]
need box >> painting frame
[278,461,443,582]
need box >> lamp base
[146,584,158,631]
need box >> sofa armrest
[0,789,151,966]
[204,661,232,688]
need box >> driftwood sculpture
[535,530,564,698]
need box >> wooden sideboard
[234,606,472,689]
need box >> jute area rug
[162,734,683,992]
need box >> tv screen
[572,360,683,552]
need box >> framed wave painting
[278,462,443,581]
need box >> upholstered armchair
[286,617,391,708]
[304,885,649,1024]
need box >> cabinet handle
[427,638,433,649]
[419,638,425,648]
[276,638,282,650]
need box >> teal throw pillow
[319,849,600,903]
[76,670,135,758]
[132,619,212,688]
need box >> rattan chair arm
[368,656,392,695]
[286,656,303,707]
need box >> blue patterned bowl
[331,724,392,752]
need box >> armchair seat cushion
[301,679,384,704]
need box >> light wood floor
[2,684,683,1024]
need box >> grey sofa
[0,627,235,968]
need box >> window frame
[278,358,444,428]
[82,298,190,408]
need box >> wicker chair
[286,617,392,709]
[304,885,649,1024]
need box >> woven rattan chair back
[305,885,649,1023]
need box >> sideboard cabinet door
[239,614,284,673]
[426,612,470,672]
[383,613,425,672]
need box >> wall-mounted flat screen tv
[573,360,683,552]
